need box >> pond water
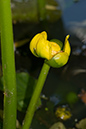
[1,0,86,129]
[14,0,86,128]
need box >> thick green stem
[0,0,17,129]
[22,62,50,129]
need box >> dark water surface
[14,0,86,128]
[1,0,86,128]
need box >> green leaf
[16,72,37,101]
[0,72,42,112]
[16,72,41,112]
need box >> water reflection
[60,0,86,46]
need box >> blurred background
[1,0,86,128]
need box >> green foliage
[0,72,42,112]
[16,72,41,112]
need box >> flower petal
[41,31,47,40]
[63,35,71,56]
[50,41,61,57]
[36,39,51,60]
[29,31,47,57]
[50,39,63,49]
[30,33,40,57]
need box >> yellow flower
[30,31,71,68]
[55,105,72,120]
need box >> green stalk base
[0,0,17,129]
[22,62,50,129]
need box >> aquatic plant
[22,31,71,129]
[30,31,71,68]
[0,0,71,129]
[0,0,16,129]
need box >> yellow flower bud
[30,31,71,68]
[30,31,47,57]
[30,31,61,60]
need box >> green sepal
[50,39,63,49]
[45,52,69,68]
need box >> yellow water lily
[30,31,71,68]
[55,105,72,120]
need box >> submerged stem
[22,62,50,129]
[0,0,17,129]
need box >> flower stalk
[22,62,50,129]
[0,0,17,129]
[22,31,71,129]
